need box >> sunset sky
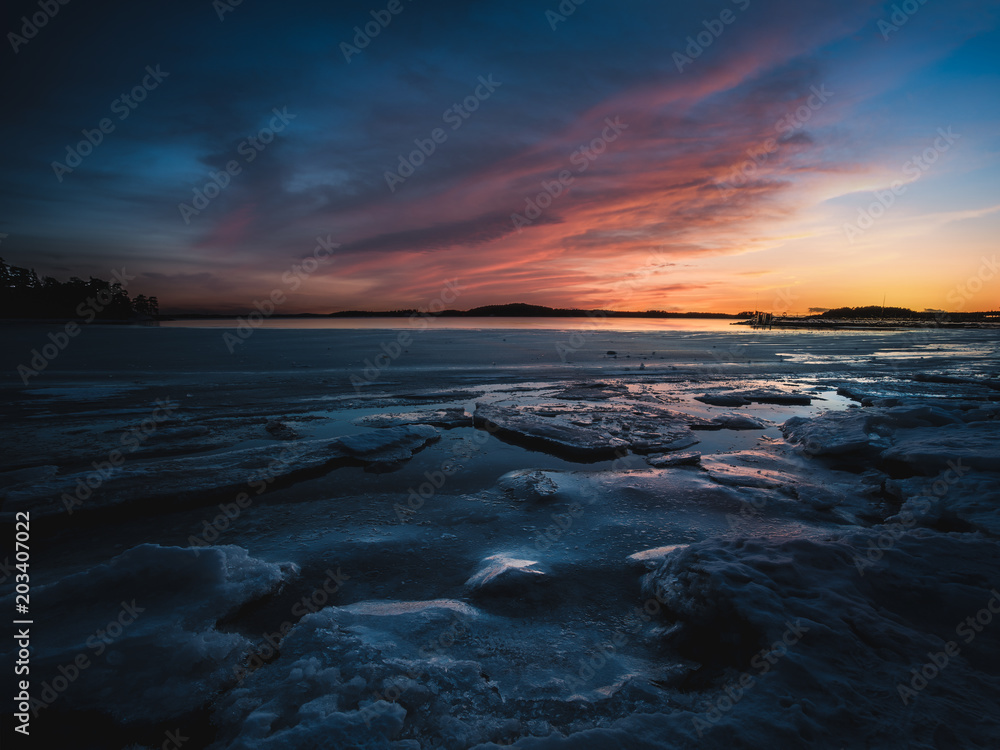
[1,0,998,314]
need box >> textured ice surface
[886,470,1000,535]
[464,532,1000,750]
[1,425,439,518]
[337,424,440,463]
[0,463,58,488]
[496,469,562,502]
[5,326,1000,748]
[211,600,493,749]
[783,402,1000,471]
[473,401,703,459]
[354,408,472,429]
[708,414,768,430]
[782,410,874,455]
[1,544,297,724]
[645,451,702,468]
[882,422,1000,472]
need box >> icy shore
[1,325,999,748]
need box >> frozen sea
[1,320,999,749]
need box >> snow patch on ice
[626,545,689,569]
[465,554,548,594]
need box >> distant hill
[464,303,564,316]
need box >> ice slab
[882,422,1000,473]
[708,414,768,430]
[496,469,563,503]
[645,452,702,468]
[1,425,439,518]
[355,408,472,429]
[699,390,811,406]
[782,410,873,455]
[473,402,704,460]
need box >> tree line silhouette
[820,305,918,319]
[0,258,158,320]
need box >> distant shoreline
[2,315,998,331]
[3,299,998,326]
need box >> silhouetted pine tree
[0,258,155,319]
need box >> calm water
[159,316,746,332]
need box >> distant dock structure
[737,308,999,329]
